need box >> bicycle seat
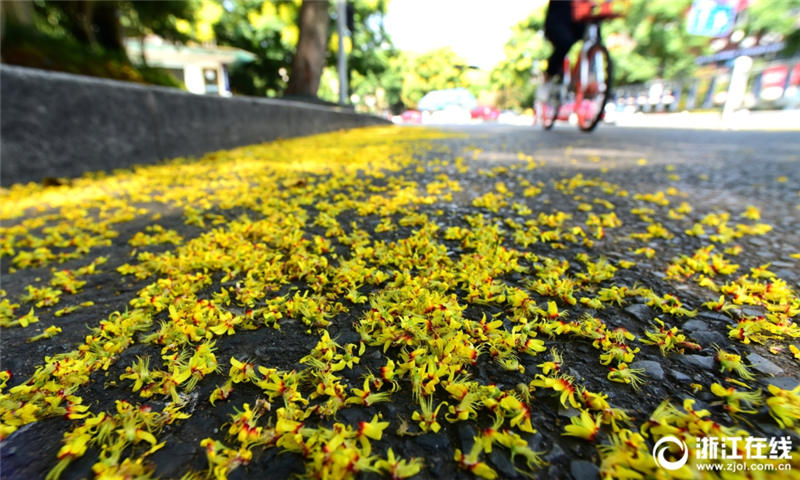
[577,12,624,22]
[572,0,625,22]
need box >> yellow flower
[228,357,257,384]
[26,325,62,343]
[607,363,646,390]
[790,345,800,361]
[766,384,800,430]
[374,448,422,479]
[531,374,580,408]
[455,443,497,479]
[563,409,601,442]
[715,348,755,381]
[710,382,762,416]
[411,397,445,433]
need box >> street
[1,124,799,479]
[457,124,799,233]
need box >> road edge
[0,65,391,186]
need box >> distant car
[425,106,472,125]
[603,102,618,124]
[400,110,422,124]
[470,105,501,122]
[498,110,533,126]
[603,102,634,124]
[418,88,477,112]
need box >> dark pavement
[1,124,798,479]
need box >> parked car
[603,102,620,124]
[498,110,533,125]
[399,110,422,124]
[424,106,472,124]
[470,105,501,122]
[418,88,477,112]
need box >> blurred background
[1,0,798,125]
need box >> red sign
[790,63,800,86]
[761,65,789,89]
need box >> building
[613,2,800,113]
[125,35,255,96]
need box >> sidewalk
[612,108,800,131]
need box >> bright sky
[384,0,547,70]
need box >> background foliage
[2,0,797,111]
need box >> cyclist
[537,0,587,101]
[536,0,621,131]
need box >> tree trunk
[92,1,126,54]
[2,1,35,26]
[1,0,35,48]
[61,1,97,46]
[286,0,330,97]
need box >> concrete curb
[1,65,390,186]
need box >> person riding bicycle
[544,0,585,85]
[536,0,621,131]
[538,0,605,101]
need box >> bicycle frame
[536,15,614,131]
[578,23,602,93]
[556,22,602,123]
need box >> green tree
[392,47,471,108]
[604,0,710,84]
[287,0,330,96]
[489,6,549,110]
[339,0,395,110]
[213,0,392,101]
[212,1,298,97]
[1,0,197,86]
[33,1,196,55]
[740,0,800,55]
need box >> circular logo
[653,436,689,470]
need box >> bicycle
[535,2,621,132]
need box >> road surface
[1,124,799,479]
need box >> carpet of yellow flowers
[1,126,799,479]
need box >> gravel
[676,354,716,371]
[623,304,651,322]
[761,376,800,391]
[747,353,784,376]
[690,330,727,346]
[570,460,600,480]
[669,369,692,382]
[630,360,665,381]
[681,319,708,332]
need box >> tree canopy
[1,0,198,86]
[740,0,800,55]
[395,48,472,107]
[212,1,299,97]
[5,0,797,111]
[601,0,710,84]
[489,5,548,110]
[210,0,391,102]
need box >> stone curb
[1,65,390,186]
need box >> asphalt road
[1,124,799,479]
[453,123,799,233]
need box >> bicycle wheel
[535,84,560,130]
[577,43,612,132]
